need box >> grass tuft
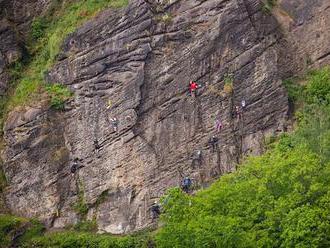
[46,84,73,110]
[262,0,277,13]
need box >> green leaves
[24,231,150,248]
[31,18,48,41]
[0,215,43,248]
[305,67,330,105]
[45,83,72,110]
[262,0,278,13]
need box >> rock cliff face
[1,0,330,234]
[0,0,51,94]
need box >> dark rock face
[0,0,51,30]
[1,0,329,234]
[0,0,51,95]
[0,19,22,96]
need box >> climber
[70,158,79,174]
[94,139,100,154]
[110,117,119,132]
[241,100,246,110]
[192,150,202,168]
[182,176,192,193]
[151,201,161,219]
[215,118,223,132]
[235,105,241,120]
[189,81,198,98]
[208,135,219,153]
[70,158,84,174]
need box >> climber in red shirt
[189,81,198,98]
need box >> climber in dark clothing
[94,139,100,150]
[208,135,219,153]
[235,105,242,120]
[70,158,84,174]
[182,177,192,193]
[151,201,161,219]
[94,139,101,157]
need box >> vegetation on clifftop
[0,0,128,129]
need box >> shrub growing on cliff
[31,18,48,40]
[46,83,72,110]
[0,215,22,247]
[72,181,89,218]
[6,0,128,111]
[0,215,43,248]
[223,75,233,95]
[73,220,98,232]
[262,0,277,13]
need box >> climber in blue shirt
[151,201,161,219]
[182,177,192,193]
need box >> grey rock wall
[1,0,329,234]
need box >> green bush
[283,77,304,103]
[31,18,48,40]
[17,219,44,245]
[0,215,22,247]
[46,83,72,110]
[72,180,89,218]
[73,220,98,232]
[23,231,152,248]
[8,61,24,80]
[305,67,330,105]
[0,215,43,248]
[0,214,153,248]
